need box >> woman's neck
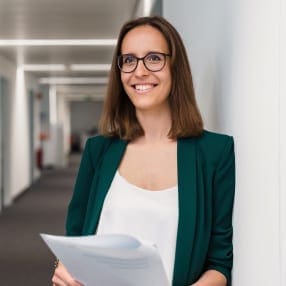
[135,107,173,144]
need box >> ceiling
[0,0,161,97]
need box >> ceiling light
[22,64,66,71]
[0,39,117,47]
[38,77,108,85]
[144,0,155,16]
[70,64,111,71]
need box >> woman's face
[120,25,172,113]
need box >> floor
[0,154,81,286]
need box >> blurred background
[0,0,285,285]
[0,0,163,191]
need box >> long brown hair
[99,16,203,140]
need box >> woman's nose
[134,59,149,76]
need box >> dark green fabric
[66,130,235,286]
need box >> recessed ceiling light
[0,39,117,46]
[21,64,66,71]
[38,77,108,85]
[144,0,155,16]
[70,64,111,71]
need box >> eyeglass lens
[118,53,167,73]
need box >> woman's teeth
[134,84,155,91]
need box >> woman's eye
[123,56,136,64]
[146,54,162,62]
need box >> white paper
[40,233,170,286]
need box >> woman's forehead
[121,25,169,55]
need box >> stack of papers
[40,233,170,286]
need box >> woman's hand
[189,270,227,286]
[52,261,84,286]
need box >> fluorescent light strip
[20,63,111,72]
[38,77,108,85]
[22,64,66,71]
[144,0,154,16]
[70,64,111,71]
[0,39,117,46]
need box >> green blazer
[66,130,235,286]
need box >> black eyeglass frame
[117,52,171,73]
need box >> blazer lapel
[173,137,197,285]
[84,138,128,234]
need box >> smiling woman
[52,16,235,286]
[100,16,203,141]
[119,25,172,115]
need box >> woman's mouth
[132,84,158,93]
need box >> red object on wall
[39,132,49,141]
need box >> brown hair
[99,16,203,140]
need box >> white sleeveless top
[96,171,179,284]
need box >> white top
[96,171,179,284]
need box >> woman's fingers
[52,261,84,286]
[52,274,68,286]
[52,272,81,286]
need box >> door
[29,90,34,183]
[0,77,4,211]
[0,77,8,212]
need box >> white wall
[0,54,15,205]
[10,67,31,198]
[58,93,71,157]
[40,85,67,168]
[164,0,283,285]
[280,0,286,283]
[0,54,39,204]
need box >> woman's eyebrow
[121,50,167,56]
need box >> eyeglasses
[117,52,171,73]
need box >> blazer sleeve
[65,138,96,236]
[205,136,235,285]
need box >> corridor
[0,0,285,285]
[0,154,81,286]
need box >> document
[40,233,170,286]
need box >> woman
[52,16,235,286]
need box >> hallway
[0,154,81,286]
